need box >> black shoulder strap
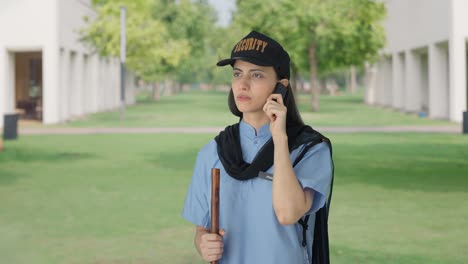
[294,135,334,264]
[294,141,317,248]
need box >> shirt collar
[239,120,271,140]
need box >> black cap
[216,31,291,80]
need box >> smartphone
[273,82,287,101]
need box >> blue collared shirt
[182,121,332,264]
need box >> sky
[207,0,236,27]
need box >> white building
[366,0,468,122]
[0,0,136,126]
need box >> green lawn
[44,90,456,128]
[1,133,467,264]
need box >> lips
[236,95,251,102]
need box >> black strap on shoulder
[294,135,334,264]
[297,215,310,247]
[293,140,321,248]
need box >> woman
[182,31,333,264]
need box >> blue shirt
[182,121,332,264]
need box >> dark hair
[228,82,304,127]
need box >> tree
[233,0,386,111]
[83,0,227,96]
[155,0,219,86]
[81,0,189,99]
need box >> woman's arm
[272,135,314,225]
[263,93,314,225]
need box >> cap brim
[216,58,235,67]
[216,57,272,67]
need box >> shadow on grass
[0,147,96,163]
[145,148,198,171]
[0,168,27,185]
[0,146,96,185]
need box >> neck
[242,112,270,134]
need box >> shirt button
[254,140,258,144]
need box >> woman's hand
[195,227,226,262]
[263,94,287,141]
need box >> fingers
[263,99,287,121]
[219,229,226,237]
[200,232,225,262]
[268,93,284,105]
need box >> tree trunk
[326,77,335,96]
[152,83,160,101]
[309,41,320,111]
[346,69,351,93]
[174,81,180,94]
[320,78,326,94]
[164,78,173,96]
[350,65,357,94]
[290,63,298,95]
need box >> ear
[279,79,289,87]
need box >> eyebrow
[233,67,265,73]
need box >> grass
[36,89,457,128]
[0,134,206,264]
[298,94,456,126]
[1,133,468,264]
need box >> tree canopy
[233,0,386,110]
[82,0,386,108]
[81,0,223,84]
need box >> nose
[235,75,250,91]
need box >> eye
[233,71,241,78]
[252,72,263,79]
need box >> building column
[69,51,77,117]
[0,49,15,127]
[43,45,60,124]
[0,48,5,127]
[429,43,450,119]
[89,54,99,113]
[59,48,69,122]
[375,59,385,105]
[112,59,119,108]
[108,58,120,109]
[42,0,60,125]
[82,55,90,115]
[392,52,405,110]
[448,36,467,122]
[99,57,105,111]
[108,59,113,109]
[383,56,393,107]
[420,52,429,113]
[405,50,421,112]
[449,0,468,122]
[113,58,120,108]
[75,53,84,116]
[103,59,110,110]
[364,62,377,105]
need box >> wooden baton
[210,168,220,264]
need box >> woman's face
[231,60,278,115]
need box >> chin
[235,102,262,114]
[236,104,253,112]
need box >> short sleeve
[293,142,333,215]
[181,143,214,228]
